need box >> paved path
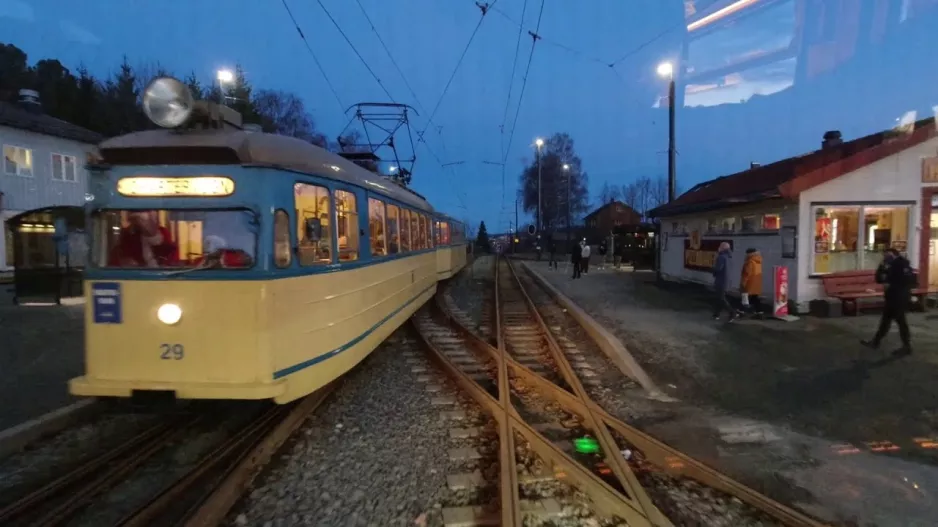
[0,303,84,431]
[526,261,938,526]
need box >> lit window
[3,145,33,177]
[51,153,78,182]
[335,189,359,261]
[273,209,292,268]
[368,198,387,257]
[386,204,401,254]
[410,210,420,249]
[812,206,859,274]
[440,222,451,245]
[720,217,736,233]
[294,183,332,266]
[400,209,411,251]
[762,214,780,230]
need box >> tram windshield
[92,209,258,269]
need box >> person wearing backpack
[861,248,915,356]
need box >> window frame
[809,202,915,276]
[400,209,412,252]
[273,208,293,268]
[294,181,334,267]
[3,144,34,177]
[386,203,401,254]
[334,187,360,262]
[51,152,78,182]
[368,197,388,258]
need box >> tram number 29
[160,343,185,360]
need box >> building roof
[584,200,636,219]
[98,128,435,212]
[648,118,937,218]
[0,101,103,145]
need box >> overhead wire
[497,0,529,214]
[420,0,499,136]
[315,0,396,103]
[280,0,345,114]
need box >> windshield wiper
[162,252,223,277]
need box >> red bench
[821,270,934,315]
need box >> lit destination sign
[117,177,235,197]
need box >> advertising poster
[773,266,797,321]
[683,239,733,271]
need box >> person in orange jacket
[739,248,763,316]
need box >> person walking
[580,240,591,275]
[711,242,738,322]
[861,248,915,355]
[739,248,763,317]
[570,240,582,279]
[598,239,608,270]
[547,235,558,270]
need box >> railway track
[412,255,827,526]
[0,388,334,527]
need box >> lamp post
[562,163,571,243]
[656,61,676,203]
[534,137,544,233]
[656,61,677,283]
[217,69,234,106]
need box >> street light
[562,164,571,240]
[217,69,234,106]
[534,137,545,234]
[656,61,676,203]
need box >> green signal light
[574,437,600,454]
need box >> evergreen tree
[184,71,204,100]
[225,64,259,124]
[476,221,490,252]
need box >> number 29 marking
[160,343,184,360]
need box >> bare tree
[634,176,653,220]
[651,177,669,210]
[597,182,621,205]
[620,182,640,213]
[253,89,319,141]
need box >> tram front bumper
[68,376,286,400]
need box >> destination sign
[117,177,235,197]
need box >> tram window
[335,189,359,262]
[440,222,451,245]
[427,216,435,248]
[368,198,387,257]
[434,221,440,246]
[273,209,292,268]
[92,209,257,269]
[386,204,400,254]
[422,215,430,248]
[294,183,332,266]
[400,209,411,252]
[410,211,420,250]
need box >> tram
[69,77,467,403]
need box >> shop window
[812,206,860,274]
[740,215,758,233]
[386,204,401,254]
[720,217,736,233]
[861,206,911,269]
[294,183,332,266]
[400,209,411,252]
[273,209,292,268]
[706,218,718,234]
[335,189,359,262]
[368,198,387,257]
[762,214,780,230]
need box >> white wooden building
[650,121,938,314]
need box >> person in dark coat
[598,239,608,270]
[711,242,738,322]
[547,235,558,270]
[570,240,582,279]
[861,249,915,355]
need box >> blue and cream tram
[69,77,466,403]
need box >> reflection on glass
[684,57,796,107]
[94,209,257,269]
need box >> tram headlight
[142,76,194,128]
[157,303,183,325]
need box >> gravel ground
[0,303,85,430]
[229,331,453,527]
[523,261,938,526]
[0,410,159,498]
[445,255,493,334]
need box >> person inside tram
[108,211,179,267]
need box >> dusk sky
[3,0,936,232]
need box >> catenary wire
[316,0,396,103]
[280,0,345,113]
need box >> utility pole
[667,76,676,203]
[536,148,542,233]
[515,197,519,254]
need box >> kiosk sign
[773,266,789,317]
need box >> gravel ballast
[229,331,453,527]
